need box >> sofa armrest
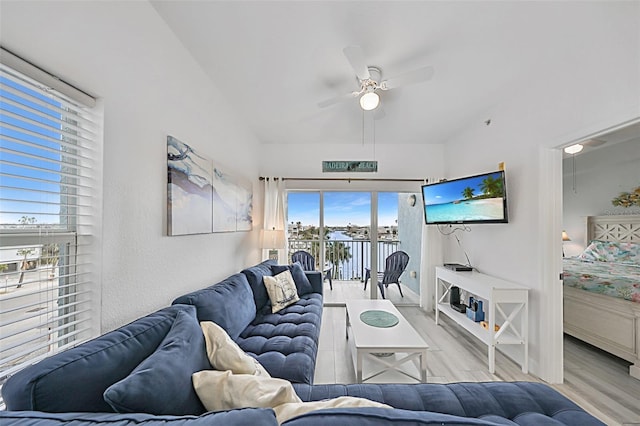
[305,271,323,295]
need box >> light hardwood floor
[315,305,640,426]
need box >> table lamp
[562,231,571,257]
[261,228,285,262]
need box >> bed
[563,214,640,380]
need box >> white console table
[435,266,529,374]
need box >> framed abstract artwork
[167,136,213,236]
[167,136,252,236]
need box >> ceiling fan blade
[343,45,371,81]
[318,92,357,108]
[380,66,434,90]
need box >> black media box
[444,263,473,272]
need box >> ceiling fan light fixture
[359,91,379,111]
[564,144,584,155]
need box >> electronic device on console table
[444,263,473,272]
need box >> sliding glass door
[286,190,421,306]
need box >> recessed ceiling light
[564,144,584,155]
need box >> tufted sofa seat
[173,260,323,384]
[292,382,604,425]
[237,292,322,384]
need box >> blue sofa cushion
[172,273,256,340]
[272,262,314,296]
[292,382,605,426]
[0,408,278,426]
[1,305,190,413]
[282,407,503,425]
[103,306,211,415]
[241,259,277,310]
[237,292,322,384]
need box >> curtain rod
[259,177,426,182]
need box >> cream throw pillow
[192,370,391,425]
[192,370,301,412]
[200,321,270,377]
[263,270,300,313]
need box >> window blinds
[0,55,100,394]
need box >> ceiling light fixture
[564,144,584,155]
[359,91,379,111]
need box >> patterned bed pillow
[578,240,640,264]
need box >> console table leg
[488,345,495,374]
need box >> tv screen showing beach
[421,171,508,224]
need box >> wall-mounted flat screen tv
[421,170,508,225]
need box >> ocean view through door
[287,191,421,306]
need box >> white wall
[1,1,263,332]
[259,143,444,187]
[440,3,640,380]
[563,138,640,256]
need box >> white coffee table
[345,299,428,383]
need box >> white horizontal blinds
[0,61,98,389]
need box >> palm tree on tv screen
[462,187,475,200]
[480,175,504,198]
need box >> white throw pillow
[263,270,300,313]
[273,396,392,424]
[192,370,302,413]
[200,321,270,377]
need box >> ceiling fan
[318,45,435,111]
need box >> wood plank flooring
[322,279,420,306]
[315,305,640,426]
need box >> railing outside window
[288,239,400,281]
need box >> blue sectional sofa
[1,260,605,425]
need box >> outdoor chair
[291,250,333,290]
[364,250,410,299]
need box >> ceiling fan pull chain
[362,110,365,146]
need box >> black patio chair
[364,250,410,299]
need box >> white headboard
[587,214,640,243]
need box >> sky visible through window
[287,191,399,227]
[0,75,63,225]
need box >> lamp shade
[261,228,286,249]
[562,231,571,241]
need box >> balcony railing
[287,238,400,281]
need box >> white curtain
[263,177,287,261]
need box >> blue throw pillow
[272,262,314,296]
[103,306,211,415]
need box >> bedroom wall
[0,1,263,332]
[563,138,640,257]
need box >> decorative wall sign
[322,161,378,173]
[167,135,252,236]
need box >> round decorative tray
[359,310,399,328]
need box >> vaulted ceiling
[151,1,638,146]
